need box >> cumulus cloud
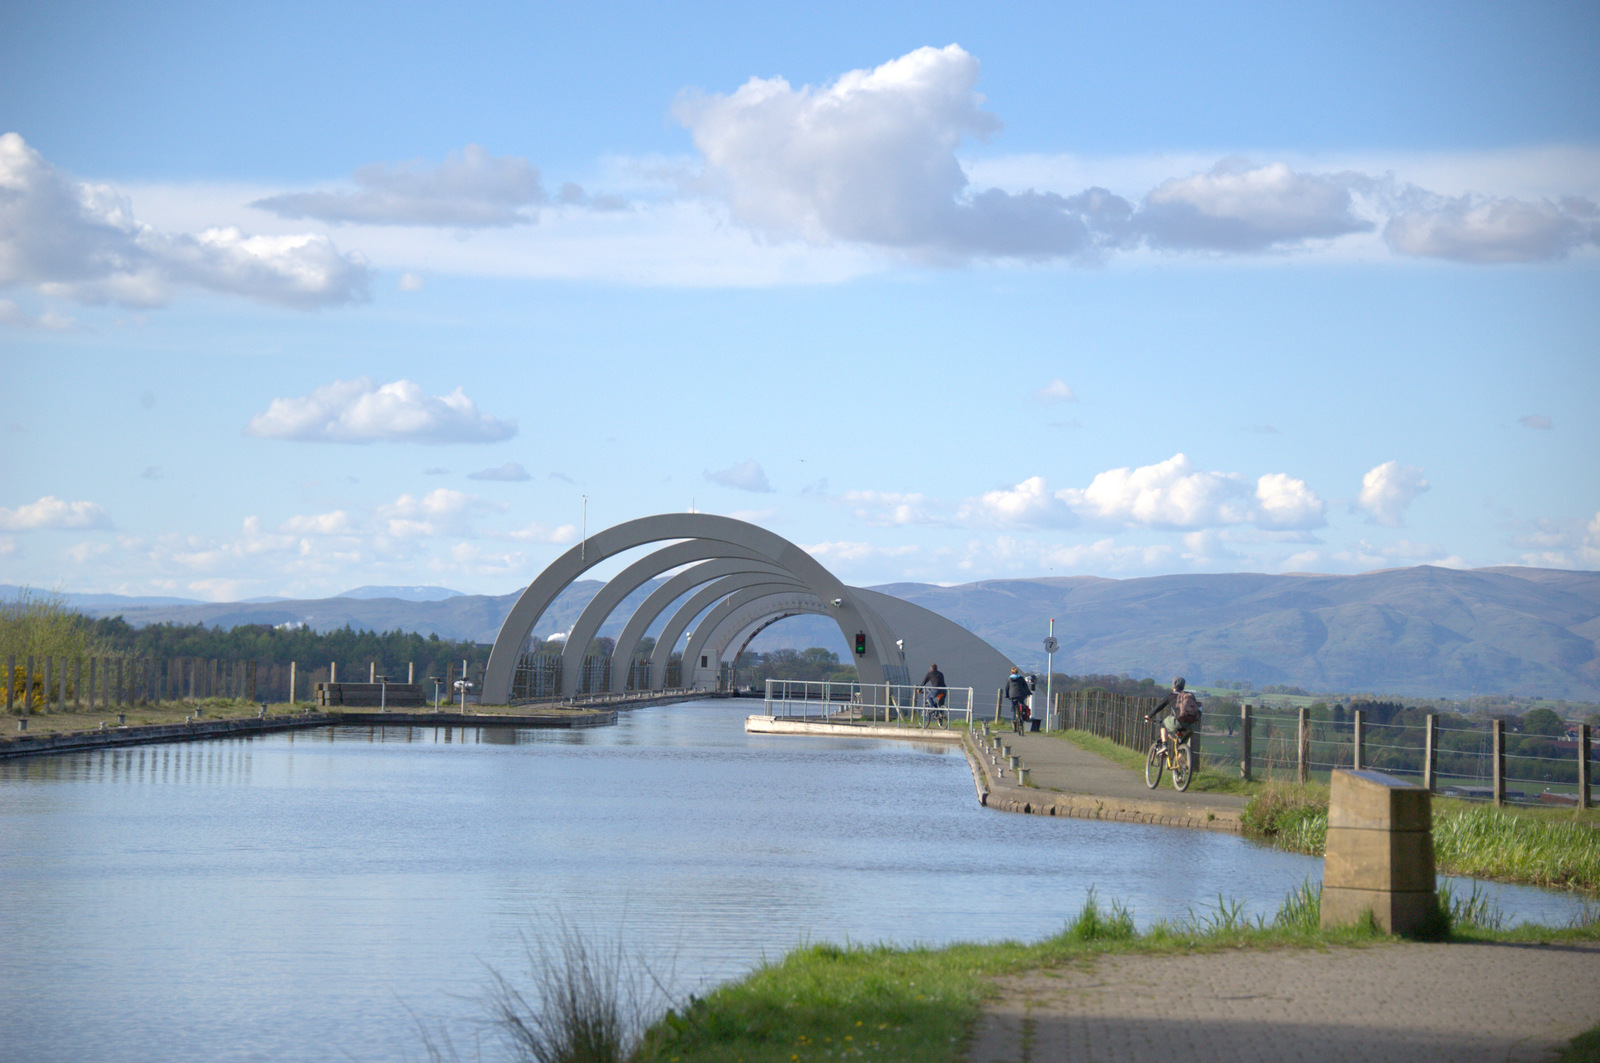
[279,510,356,535]
[675,45,1127,261]
[0,132,370,308]
[705,460,773,492]
[1034,379,1077,403]
[1137,160,1372,251]
[252,145,547,227]
[1253,473,1328,530]
[838,490,947,526]
[377,488,504,538]
[245,378,517,444]
[1510,510,1600,569]
[1518,414,1553,429]
[957,476,1078,528]
[1384,194,1600,263]
[468,462,532,482]
[0,495,111,531]
[1356,461,1429,527]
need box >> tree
[1521,707,1567,737]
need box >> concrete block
[1322,886,1438,934]
[1323,826,1436,892]
[1327,770,1432,831]
[1321,769,1436,935]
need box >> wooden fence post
[1297,706,1310,783]
[1352,709,1365,771]
[290,662,297,705]
[1239,703,1252,780]
[1492,719,1506,807]
[1578,724,1591,811]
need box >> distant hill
[36,566,1600,701]
[336,585,465,601]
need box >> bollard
[17,718,26,732]
[195,707,204,718]
[99,721,107,730]
[117,713,125,725]
[1322,769,1436,934]
[1018,766,1031,785]
[1008,755,1020,770]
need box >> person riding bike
[920,664,947,709]
[1005,667,1033,732]
[1146,677,1201,747]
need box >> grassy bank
[1242,780,1600,894]
[619,886,1595,1063]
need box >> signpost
[1043,622,1058,730]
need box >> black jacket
[922,669,946,688]
[1006,674,1031,700]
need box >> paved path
[968,939,1600,1063]
[968,727,1247,832]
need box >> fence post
[1352,709,1365,771]
[1424,714,1437,791]
[330,660,337,684]
[1297,706,1310,783]
[1578,724,1591,811]
[1492,719,1506,807]
[369,661,376,683]
[408,661,415,685]
[1239,704,1252,781]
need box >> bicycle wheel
[1171,743,1193,792]
[1144,742,1164,789]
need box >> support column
[1297,705,1310,784]
[1239,703,1253,781]
[1352,709,1365,771]
[1492,719,1506,807]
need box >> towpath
[967,938,1600,1063]
[966,727,1248,832]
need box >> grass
[624,886,1600,1063]
[1551,1022,1600,1063]
[1052,727,1263,796]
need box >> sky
[2,0,1598,603]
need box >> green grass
[632,887,1600,1063]
[1052,728,1262,796]
[1551,1021,1600,1063]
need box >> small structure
[1321,769,1436,934]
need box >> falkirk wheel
[482,513,1015,703]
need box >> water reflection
[0,701,1591,1063]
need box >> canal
[0,699,1585,1062]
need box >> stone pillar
[1352,709,1365,771]
[1297,706,1310,783]
[1492,719,1506,807]
[1322,769,1436,934]
[1423,714,1437,792]
[1239,703,1253,780]
[1578,725,1591,811]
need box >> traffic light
[854,632,867,656]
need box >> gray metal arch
[607,556,792,693]
[714,600,839,670]
[648,573,807,690]
[483,513,899,702]
[687,591,828,688]
[558,539,774,697]
[683,587,822,688]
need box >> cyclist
[1005,666,1032,733]
[1147,677,1201,747]
[920,663,947,711]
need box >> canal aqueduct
[482,513,1014,703]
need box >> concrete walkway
[969,726,1248,832]
[968,939,1600,1063]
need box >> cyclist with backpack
[1147,677,1201,746]
[1005,666,1033,733]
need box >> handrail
[762,678,976,727]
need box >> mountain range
[9,566,1597,701]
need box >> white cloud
[1518,414,1553,429]
[1384,194,1599,263]
[957,476,1078,528]
[957,535,1172,574]
[838,490,948,526]
[705,460,773,492]
[675,45,1124,261]
[1138,160,1373,251]
[1330,538,1466,570]
[252,145,547,227]
[0,495,111,531]
[802,540,919,564]
[1356,461,1429,527]
[377,488,503,539]
[0,133,370,309]
[468,462,532,482]
[279,510,356,535]
[1060,454,1253,529]
[245,378,517,444]
[1253,473,1327,530]
[1511,510,1600,569]
[1034,379,1077,403]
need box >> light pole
[375,674,390,711]
[427,676,443,711]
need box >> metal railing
[762,679,976,728]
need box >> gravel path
[967,940,1600,1063]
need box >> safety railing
[763,679,977,728]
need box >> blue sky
[2,0,1597,601]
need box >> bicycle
[1144,722,1194,792]
[918,688,948,729]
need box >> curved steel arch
[714,600,840,670]
[607,556,794,693]
[558,539,774,697]
[689,592,834,688]
[484,514,900,702]
[682,587,822,688]
[649,573,805,691]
